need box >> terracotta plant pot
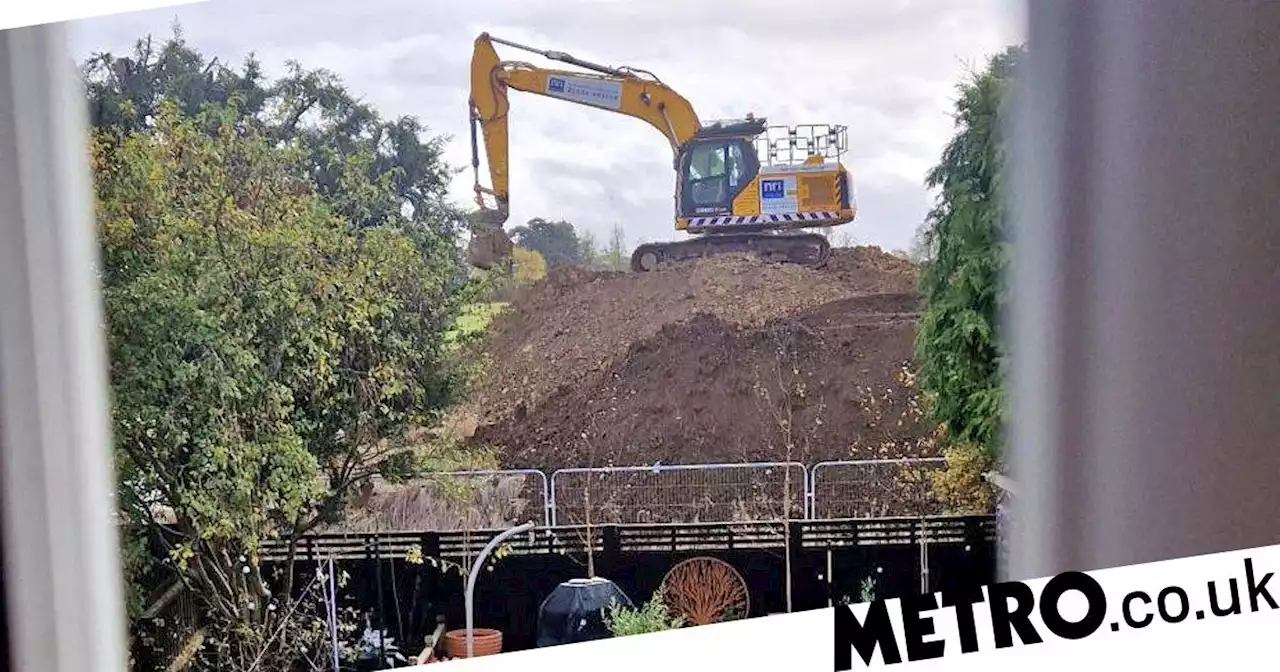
[442,628,503,658]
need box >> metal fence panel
[549,462,808,525]
[307,459,963,533]
[810,459,947,519]
[339,469,550,532]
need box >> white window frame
[0,22,128,672]
[1005,1,1280,580]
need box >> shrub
[603,589,686,637]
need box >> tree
[577,229,601,270]
[81,28,466,256]
[511,246,548,285]
[84,30,485,669]
[908,223,932,263]
[915,46,1023,460]
[98,100,461,669]
[509,217,586,268]
[603,223,628,272]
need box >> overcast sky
[68,0,1024,253]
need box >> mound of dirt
[461,246,935,470]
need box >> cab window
[681,139,757,213]
[687,142,728,206]
[688,143,725,180]
[727,143,745,188]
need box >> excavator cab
[628,121,856,271]
[675,118,765,219]
[673,120,853,227]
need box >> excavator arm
[466,33,703,268]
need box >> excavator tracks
[629,231,832,273]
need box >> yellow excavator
[466,33,857,273]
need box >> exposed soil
[459,246,938,472]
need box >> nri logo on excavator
[761,179,786,199]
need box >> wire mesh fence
[328,458,958,532]
[549,462,809,526]
[809,458,947,519]
[336,469,550,532]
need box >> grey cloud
[69,0,1021,255]
[519,154,675,236]
[850,177,936,252]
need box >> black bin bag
[536,577,634,647]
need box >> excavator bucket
[467,220,514,270]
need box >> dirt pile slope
[462,246,935,470]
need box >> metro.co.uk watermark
[834,557,1277,668]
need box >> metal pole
[466,521,535,658]
[327,559,339,672]
[919,519,929,595]
[548,475,559,527]
[373,539,385,664]
[826,550,833,608]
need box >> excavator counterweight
[466,32,857,272]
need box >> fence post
[918,519,930,595]
[787,520,804,613]
[373,536,386,663]
[803,465,814,520]
[537,469,552,527]
[601,525,621,577]
[548,470,559,527]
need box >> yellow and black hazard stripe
[688,212,842,227]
